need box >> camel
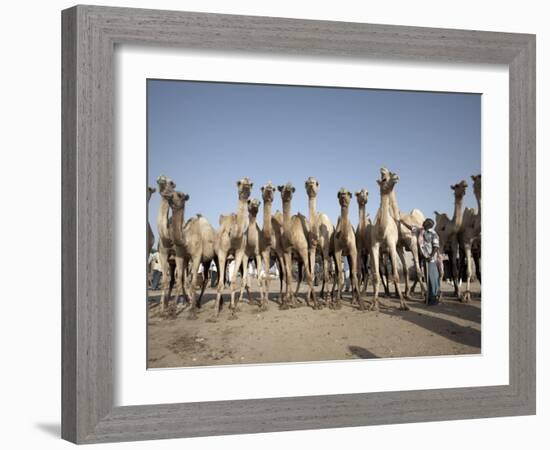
[381,168,426,298]
[211,177,253,320]
[471,174,482,282]
[305,177,334,302]
[369,169,408,311]
[259,182,285,310]
[333,188,366,310]
[166,191,218,319]
[278,183,320,310]
[156,175,176,312]
[458,174,481,302]
[354,189,371,295]
[147,186,156,256]
[434,180,468,297]
[236,198,265,308]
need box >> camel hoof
[369,304,379,312]
[187,311,198,321]
[259,303,269,312]
[228,314,238,321]
[399,304,410,311]
[333,302,342,310]
[279,303,290,310]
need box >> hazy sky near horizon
[147,79,480,242]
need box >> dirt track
[147,280,481,368]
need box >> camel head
[355,189,369,206]
[434,210,452,250]
[147,186,156,202]
[337,188,352,208]
[247,198,261,216]
[237,177,253,201]
[165,191,189,211]
[156,175,176,195]
[277,182,295,202]
[305,176,320,198]
[261,181,276,203]
[472,174,481,200]
[451,180,468,200]
[377,168,399,194]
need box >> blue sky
[147,79,480,240]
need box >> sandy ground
[147,279,481,368]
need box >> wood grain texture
[61,4,536,444]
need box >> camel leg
[280,252,293,309]
[450,242,460,297]
[370,244,381,311]
[461,243,473,303]
[389,246,408,310]
[294,260,305,305]
[252,254,263,306]
[379,254,390,297]
[276,254,285,304]
[396,247,410,299]
[333,251,343,309]
[298,247,320,310]
[320,252,330,304]
[230,250,245,318]
[209,252,226,322]
[349,252,365,311]
[187,257,201,320]
[196,261,209,309]
[158,244,172,313]
[360,253,370,296]
[260,251,270,311]
[473,249,481,284]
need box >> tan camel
[458,174,481,302]
[156,175,176,312]
[333,188,366,310]
[166,191,218,319]
[147,186,156,257]
[471,174,482,282]
[211,177,253,320]
[278,183,320,310]
[434,180,468,297]
[236,198,264,307]
[369,169,408,311]
[381,168,426,298]
[259,182,285,310]
[305,177,334,302]
[354,189,372,295]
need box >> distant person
[400,218,441,305]
[209,260,218,287]
[148,250,162,290]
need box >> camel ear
[450,184,455,190]
[292,187,295,193]
[434,210,440,217]
[237,180,241,188]
[185,194,190,201]
[316,180,319,187]
[250,182,254,189]
[261,186,265,193]
[277,185,284,192]
[247,199,251,204]
[376,179,382,186]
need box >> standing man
[148,249,162,290]
[400,218,441,305]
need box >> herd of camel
[148,168,481,321]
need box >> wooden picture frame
[61,5,536,444]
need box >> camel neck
[358,204,366,228]
[340,204,350,229]
[308,196,317,224]
[282,200,292,227]
[453,196,464,226]
[379,193,392,223]
[263,200,273,239]
[237,198,247,218]
[157,198,171,240]
[171,206,185,244]
[248,213,257,226]
[389,190,400,220]
[475,193,481,215]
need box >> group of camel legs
[150,168,481,321]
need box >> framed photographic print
[62,5,536,444]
